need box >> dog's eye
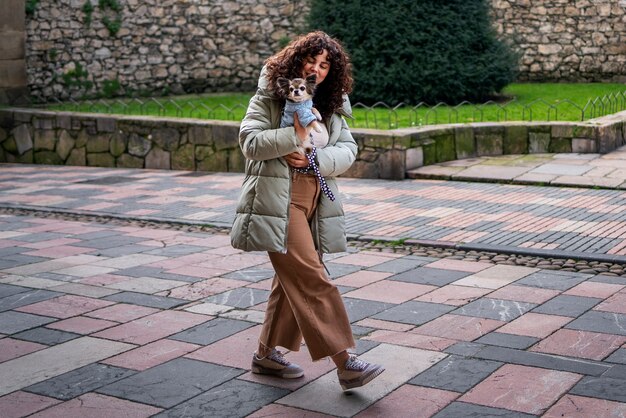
[289,87,294,91]
[299,86,305,91]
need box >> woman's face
[302,50,330,85]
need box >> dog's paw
[312,107,322,121]
[310,121,322,133]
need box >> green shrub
[308,0,519,105]
[102,78,122,98]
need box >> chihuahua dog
[277,74,323,153]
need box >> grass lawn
[44,83,626,129]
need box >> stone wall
[2,108,624,180]
[23,0,626,103]
[492,0,626,82]
[0,0,28,104]
[26,0,308,101]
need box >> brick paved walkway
[1,212,626,417]
[2,163,626,261]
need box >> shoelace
[267,349,290,366]
[345,355,368,371]
[293,146,335,201]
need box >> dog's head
[277,74,317,102]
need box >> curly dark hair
[265,31,353,120]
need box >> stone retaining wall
[22,0,626,102]
[492,0,626,82]
[1,109,624,180]
[0,0,28,104]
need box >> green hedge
[308,0,519,105]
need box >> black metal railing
[5,90,626,130]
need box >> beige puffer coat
[230,70,358,254]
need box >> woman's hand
[284,151,309,168]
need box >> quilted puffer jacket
[230,69,357,254]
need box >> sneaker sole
[340,366,385,391]
[251,365,304,379]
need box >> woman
[230,31,384,390]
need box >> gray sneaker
[337,355,384,390]
[251,349,304,379]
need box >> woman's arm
[315,117,357,177]
[239,94,301,161]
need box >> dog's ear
[276,77,290,97]
[305,74,317,92]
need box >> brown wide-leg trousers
[259,172,355,361]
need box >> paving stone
[452,298,536,322]
[102,339,200,371]
[443,342,486,357]
[143,244,207,257]
[543,394,626,418]
[153,378,289,418]
[532,294,602,317]
[603,364,626,380]
[11,233,67,243]
[93,310,209,345]
[488,284,560,304]
[496,312,573,339]
[530,329,626,361]
[24,363,136,400]
[13,327,80,345]
[96,358,243,408]
[112,266,165,278]
[26,392,163,418]
[103,291,188,309]
[591,275,626,286]
[433,402,536,418]
[413,314,503,341]
[15,294,115,319]
[0,311,56,335]
[342,297,396,323]
[97,244,155,257]
[0,336,134,396]
[0,391,63,418]
[278,343,447,417]
[515,271,590,290]
[460,364,581,415]
[72,236,145,249]
[248,404,336,418]
[222,267,276,283]
[202,287,269,308]
[372,300,455,326]
[357,385,458,418]
[475,332,539,350]
[343,280,435,304]
[0,283,30,298]
[473,345,610,376]
[409,355,502,392]
[566,311,626,336]
[389,267,471,286]
[570,376,626,403]
[324,262,362,278]
[0,289,62,312]
[606,348,626,364]
[366,256,432,274]
[170,317,255,345]
[32,272,79,282]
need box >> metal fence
[9,90,626,130]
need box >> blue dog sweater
[280,99,317,128]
